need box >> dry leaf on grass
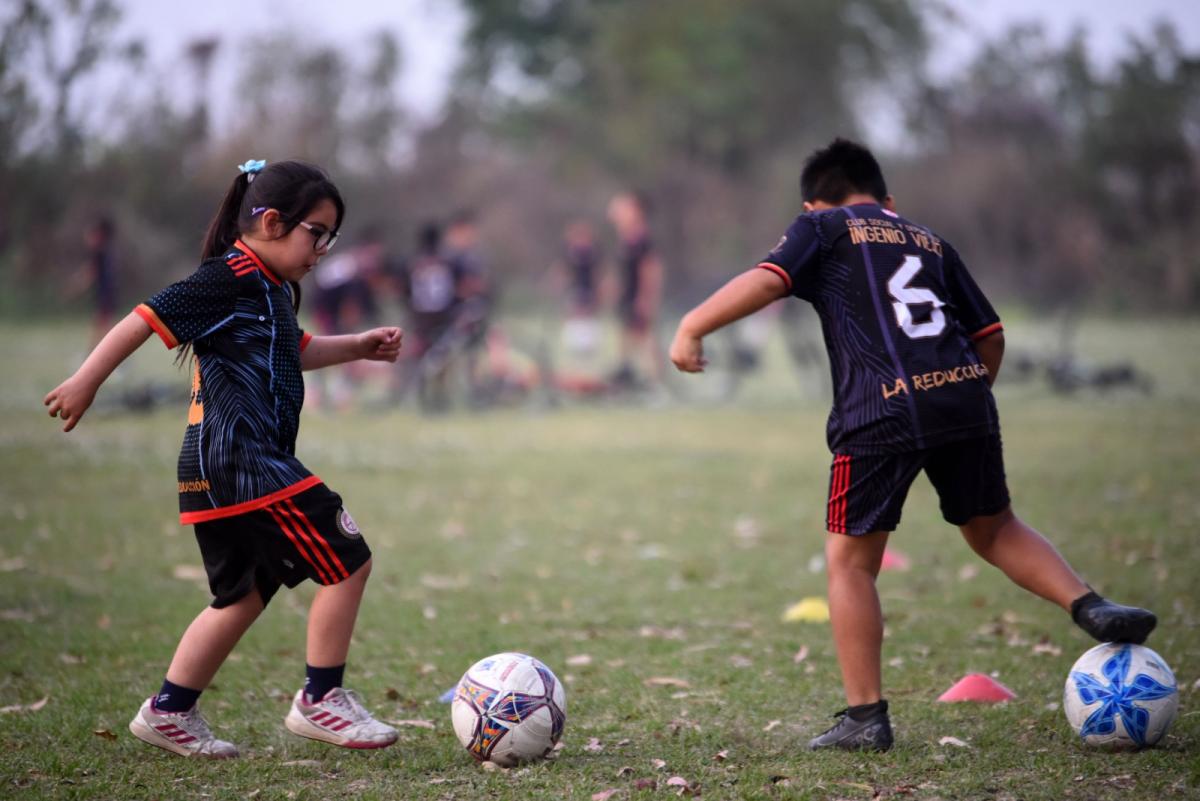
[793,646,809,664]
[634,778,656,790]
[938,736,970,748]
[713,749,729,761]
[282,760,322,768]
[651,758,667,770]
[639,625,685,640]
[729,654,752,668]
[591,790,619,801]
[391,719,435,729]
[171,564,207,582]
[93,729,118,741]
[616,766,634,777]
[59,653,84,665]
[567,654,593,667]
[643,677,690,688]
[763,719,782,732]
[1,609,35,622]
[584,737,604,752]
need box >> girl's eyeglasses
[297,221,339,252]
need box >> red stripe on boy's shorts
[827,456,840,532]
[267,505,331,584]
[276,500,345,583]
[283,498,351,581]
[838,455,852,532]
[830,455,850,534]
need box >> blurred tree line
[1,0,1198,316]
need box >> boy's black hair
[201,160,345,312]
[800,138,888,205]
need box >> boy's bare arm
[45,311,153,431]
[670,268,788,372]
[974,330,1004,385]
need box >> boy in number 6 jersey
[669,139,1157,752]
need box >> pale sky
[34,0,1200,140]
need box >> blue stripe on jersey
[843,206,927,449]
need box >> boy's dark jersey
[135,241,319,524]
[758,203,1003,455]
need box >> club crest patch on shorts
[336,508,361,539]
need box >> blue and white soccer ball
[451,652,567,766]
[1063,643,1178,749]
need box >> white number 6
[887,255,945,339]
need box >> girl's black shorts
[193,483,372,608]
[826,434,1011,535]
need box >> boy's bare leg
[165,588,265,690]
[307,558,372,667]
[825,530,890,706]
[959,508,1087,609]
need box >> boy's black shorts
[826,434,1010,535]
[194,483,372,608]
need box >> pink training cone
[937,673,1017,703]
[880,547,911,572]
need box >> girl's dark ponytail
[201,172,253,260]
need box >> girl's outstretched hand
[358,327,403,363]
[44,375,97,432]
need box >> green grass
[1,318,1197,800]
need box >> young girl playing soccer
[45,160,403,758]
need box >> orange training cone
[937,673,1016,703]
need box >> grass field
[1,317,1197,800]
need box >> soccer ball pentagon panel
[451,653,566,766]
[1063,642,1178,749]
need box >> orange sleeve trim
[134,303,179,349]
[300,332,313,353]
[757,262,793,290]
[970,322,1004,341]
[179,475,323,525]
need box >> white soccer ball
[1063,642,1178,749]
[451,652,567,766]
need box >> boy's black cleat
[808,705,894,752]
[1071,592,1157,644]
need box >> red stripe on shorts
[283,498,351,581]
[267,505,332,584]
[829,454,851,534]
[276,501,344,583]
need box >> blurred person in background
[68,216,118,347]
[308,225,388,408]
[608,190,665,390]
[553,219,602,359]
[444,209,495,404]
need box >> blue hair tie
[237,159,267,182]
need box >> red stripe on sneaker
[267,506,331,584]
[311,711,330,723]
[274,502,339,584]
[323,715,343,729]
[333,720,353,732]
[283,498,351,581]
[174,735,197,744]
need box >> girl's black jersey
[136,241,319,524]
[758,203,1003,455]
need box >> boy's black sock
[1070,590,1103,624]
[305,664,345,703]
[154,679,202,713]
[847,699,888,721]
